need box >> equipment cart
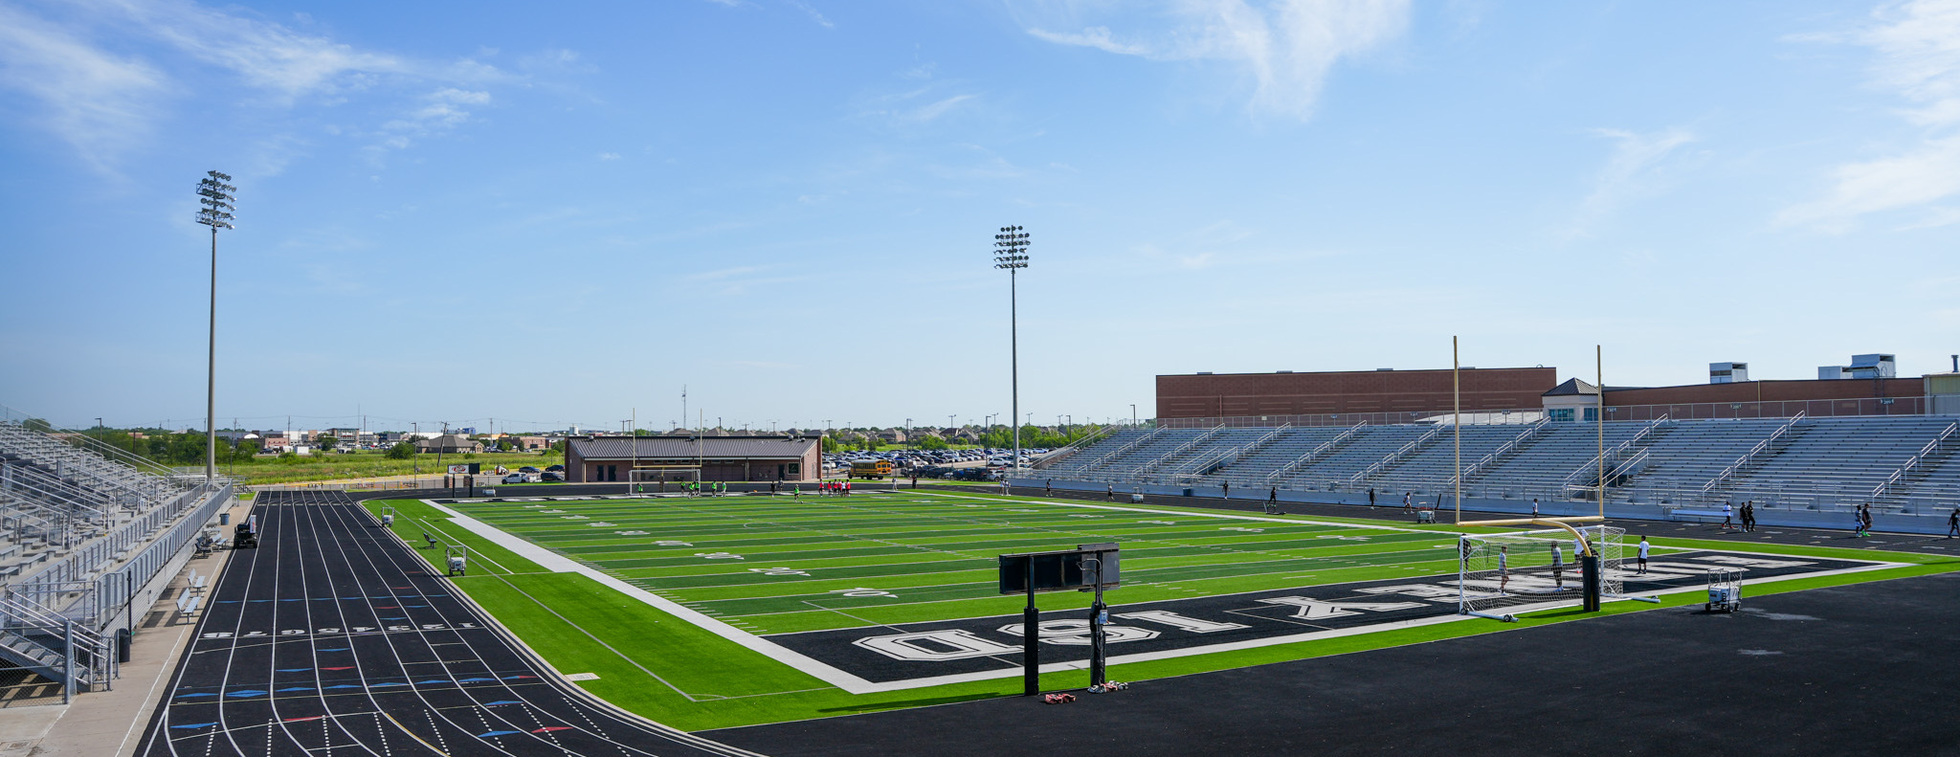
[1704,567,1742,613]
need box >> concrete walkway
[0,497,255,757]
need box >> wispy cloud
[0,3,166,172]
[786,0,834,28]
[1778,0,1960,231]
[1565,127,1697,239]
[0,0,525,170]
[1022,0,1411,120]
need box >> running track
[134,490,761,757]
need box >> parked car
[519,466,541,473]
[545,464,565,472]
[501,473,527,484]
[540,471,564,482]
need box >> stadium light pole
[195,170,235,483]
[994,226,1029,481]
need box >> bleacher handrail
[1134,425,1226,474]
[1170,424,1289,482]
[1700,412,1807,495]
[1268,422,1367,484]
[1350,424,1445,484]
[1446,418,1549,487]
[1084,426,1165,471]
[1032,425,1117,470]
[1561,414,1669,489]
[1870,420,1958,501]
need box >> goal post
[1457,525,1623,620]
[628,466,701,494]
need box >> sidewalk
[0,496,255,757]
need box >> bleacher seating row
[1036,416,1960,513]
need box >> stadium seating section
[1040,416,1960,514]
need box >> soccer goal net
[1458,525,1624,619]
[629,467,700,493]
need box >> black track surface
[713,571,1960,756]
[134,490,760,757]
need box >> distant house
[414,434,483,454]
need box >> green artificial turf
[364,492,1960,731]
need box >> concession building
[564,435,820,483]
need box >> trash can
[219,513,229,526]
[117,628,132,663]
[1181,488,1194,497]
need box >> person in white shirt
[1531,499,1540,519]
[1551,544,1565,589]
[1637,536,1650,574]
[1498,546,1510,593]
[1722,502,1735,530]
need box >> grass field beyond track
[366,490,1960,730]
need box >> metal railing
[1267,422,1367,484]
[1701,412,1807,495]
[1350,425,1444,484]
[1446,418,1549,488]
[1870,421,1958,501]
[1159,395,1946,431]
[1131,425,1226,476]
[1561,415,1670,491]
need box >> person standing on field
[1498,546,1510,593]
[1551,543,1565,590]
[1948,508,1958,539]
[1268,487,1279,514]
[1637,535,1650,574]
[1106,484,1114,501]
[1221,481,1230,500]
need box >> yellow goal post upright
[1455,516,1623,621]
[628,465,701,494]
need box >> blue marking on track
[175,692,217,699]
[484,699,521,706]
[169,722,217,730]
[226,690,267,697]
[369,682,407,688]
[276,687,314,692]
[478,730,523,737]
[323,684,363,690]
[458,677,496,683]
[275,668,311,672]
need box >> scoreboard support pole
[1022,557,1039,696]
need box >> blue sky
[2,0,1957,433]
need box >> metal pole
[205,226,217,482]
[63,619,74,704]
[1453,336,1461,526]
[1598,344,1605,521]
[1022,558,1038,696]
[1011,267,1020,487]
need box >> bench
[188,570,208,593]
[175,592,203,619]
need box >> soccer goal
[629,466,701,493]
[1457,525,1624,620]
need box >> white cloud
[0,4,166,172]
[598,152,622,161]
[910,94,977,123]
[0,0,523,170]
[1779,0,1960,230]
[1566,127,1697,239]
[1023,0,1411,120]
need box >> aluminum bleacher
[0,410,234,696]
[1036,414,1960,517]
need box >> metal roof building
[565,435,820,483]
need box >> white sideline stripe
[422,502,890,695]
[423,498,1912,694]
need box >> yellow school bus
[850,460,894,479]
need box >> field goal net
[1458,525,1624,619]
[629,466,700,493]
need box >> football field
[367,488,1920,730]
